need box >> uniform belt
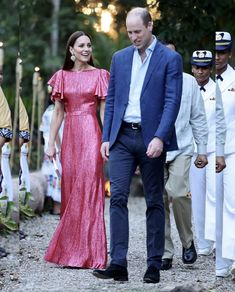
[122,121,141,130]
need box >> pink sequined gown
[44,68,109,268]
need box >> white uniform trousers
[190,153,214,250]
[222,153,235,261]
[216,167,232,269]
[204,152,216,241]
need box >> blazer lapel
[141,42,164,96]
[123,47,134,86]
[121,47,134,102]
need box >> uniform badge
[198,52,205,58]
[216,33,223,41]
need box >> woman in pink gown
[44,31,109,269]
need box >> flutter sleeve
[95,69,110,100]
[48,69,64,102]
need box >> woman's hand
[46,144,56,162]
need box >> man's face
[215,50,231,73]
[126,14,153,53]
[191,65,212,86]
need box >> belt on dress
[66,110,95,116]
[121,121,141,130]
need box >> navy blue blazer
[102,40,183,151]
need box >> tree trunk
[51,0,61,58]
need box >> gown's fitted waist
[66,109,96,116]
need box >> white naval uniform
[216,64,235,269]
[190,78,216,250]
[214,83,227,270]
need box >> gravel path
[0,197,234,291]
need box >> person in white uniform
[215,31,235,278]
[161,42,208,270]
[40,97,63,214]
[190,51,218,256]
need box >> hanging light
[101,10,113,33]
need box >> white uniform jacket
[216,64,235,155]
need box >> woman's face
[70,35,92,64]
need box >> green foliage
[1,0,235,95]
[155,0,235,72]
[0,216,18,233]
[0,196,18,233]
[155,0,216,72]
[0,0,19,110]
[19,187,35,218]
[20,203,35,217]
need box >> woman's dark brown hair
[62,31,94,70]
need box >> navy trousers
[109,126,166,269]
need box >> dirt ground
[0,197,234,291]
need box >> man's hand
[216,156,226,173]
[100,142,110,161]
[194,154,208,168]
[146,137,163,158]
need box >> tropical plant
[19,187,35,218]
[0,196,18,233]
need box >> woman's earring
[70,54,76,62]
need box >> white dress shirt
[123,37,157,123]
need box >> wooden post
[28,67,40,166]
[10,57,22,168]
[0,42,4,69]
[36,77,45,169]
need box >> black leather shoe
[161,258,172,270]
[182,240,197,264]
[0,247,9,259]
[93,264,128,281]
[143,266,160,283]
[19,230,27,240]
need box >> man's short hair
[141,9,152,26]
[128,8,152,27]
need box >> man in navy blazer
[93,7,183,283]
